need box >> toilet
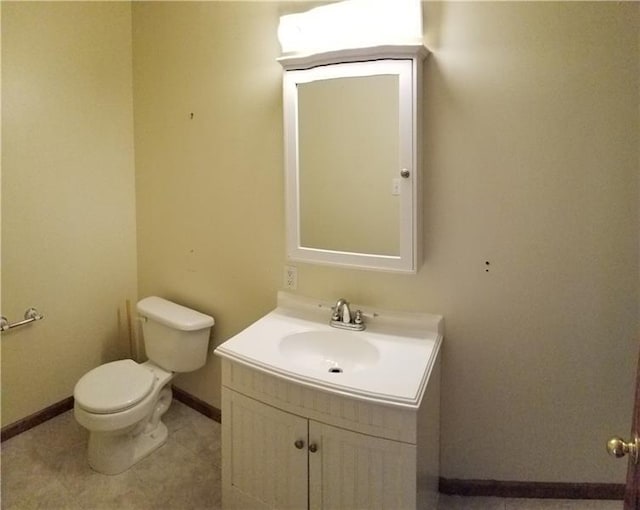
[73,296,214,475]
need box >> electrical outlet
[284,265,298,290]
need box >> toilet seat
[74,360,155,414]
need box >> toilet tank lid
[137,297,214,331]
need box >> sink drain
[328,367,343,374]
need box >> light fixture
[277,0,423,57]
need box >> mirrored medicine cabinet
[280,46,427,273]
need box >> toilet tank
[137,297,214,372]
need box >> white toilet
[73,296,214,475]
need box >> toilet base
[86,384,174,475]
[88,420,169,475]
[133,421,168,464]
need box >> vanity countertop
[214,292,443,409]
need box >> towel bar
[0,308,44,332]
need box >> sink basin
[214,291,443,407]
[278,331,380,373]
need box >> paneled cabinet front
[222,389,417,510]
[222,390,308,509]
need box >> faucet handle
[353,310,363,325]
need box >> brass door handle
[607,436,639,464]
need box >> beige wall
[421,1,638,482]
[132,1,285,402]
[1,2,138,426]
[1,0,636,487]
[133,1,638,484]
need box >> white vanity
[214,292,443,510]
[217,3,438,507]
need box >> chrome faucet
[332,298,351,323]
[330,298,365,331]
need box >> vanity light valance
[277,0,423,59]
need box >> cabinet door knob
[308,443,318,453]
[294,439,305,450]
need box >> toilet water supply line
[0,307,44,332]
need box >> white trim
[278,44,428,71]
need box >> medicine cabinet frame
[280,46,427,273]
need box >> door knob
[308,443,318,453]
[294,439,305,450]
[606,436,639,464]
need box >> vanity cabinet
[223,389,416,510]
[220,356,441,510]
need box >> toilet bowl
[74,360,174,474]
[73,297,214,475]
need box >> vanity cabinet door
[222,389,308,510]
[308,421,417,510]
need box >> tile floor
[0,401,623,510]
[1,401,220,510]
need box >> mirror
[282,57,423,272]
[298,74,400,256]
